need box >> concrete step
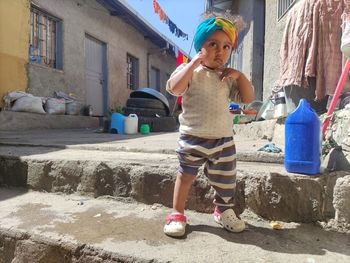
[0,129,284,163]
[0,144,347,226]
[0,129,349,231]
[0,111,99,131]
[0,187,349,263]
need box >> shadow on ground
[187,223,350,256]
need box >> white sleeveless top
[167,64,243,139]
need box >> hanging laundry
[153,0,160,13]
[152,0,188,39]
[176,50,187,66]
[158,8,166,21]
[168,19,176,34]
[176,50,187,107]
[278,0,349,99]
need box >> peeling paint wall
[0,0,30,108]
[28,0,176,112]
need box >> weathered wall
[0,0,30,108]
[235,0,267,101]
[263,0,289,101]
[212,0,302,101]
[214,0,264,101]
[29,0,176,111]
[237,0,254,83]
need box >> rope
[185,31,195,63]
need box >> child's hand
[219,68,242,82]
[190,48,207,68]
[221,68,254,103]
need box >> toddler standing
[164,16,254,237]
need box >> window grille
[277,0,296,20]
[127,54,139,90]
[30,6,61,68]
[150,66,160,91]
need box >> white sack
[11,96,45,114]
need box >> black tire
[126,98,166,110]
[138,116,178,132]
[123,107,167,117]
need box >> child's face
[201,30,232,69]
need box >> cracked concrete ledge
[0,146,349,231]
[0,141,284,164]
[0,228,155,263]
[0,111,99,131]
[0,188,349,263]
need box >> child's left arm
[220,68,254,104]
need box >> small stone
[307,258,316,263]
[270,221,282,229]
[151,203,163,210]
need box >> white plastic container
[124,114,138,134]
[273,90,288,119]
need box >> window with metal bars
[150,66,160,91]
[277,0,296,20]
[29,6,62,69]
[127,54,139,90]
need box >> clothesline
[152,0,188,40]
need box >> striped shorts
[176,134,237,207]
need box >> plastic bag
[54,91,76,103]
[45,98,66,115]
[66,101,82,115]
[54,91,82,115]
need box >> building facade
[0,0,30,106]
[208,0,297,101]
[1,0,181,116]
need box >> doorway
[85,34,107,116]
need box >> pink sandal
[163,213,187,237]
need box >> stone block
[0,157,27,187]
[245,173,324,222]
[234,119,277,141]
[333,175,350,229]
[322,147,350,172]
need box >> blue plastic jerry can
[284,99,321,175]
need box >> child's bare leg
[173,172,196,214]
[164,172,195,237]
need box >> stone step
[0,145,347,225]
[0,187,349,263]
[0,128,284,163]
[0,111,99,131]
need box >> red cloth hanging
[159,9,166,21]
[153,0,160,13]
[176,50,184,66]
[176,50,187,106]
